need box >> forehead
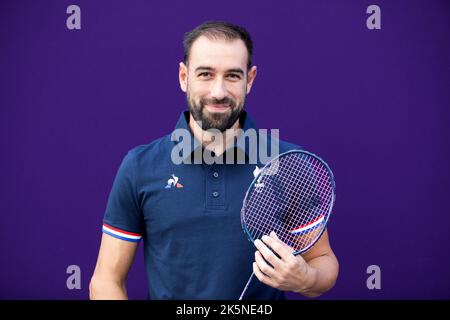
[188,35,248,71]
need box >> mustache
[201,97,236,108]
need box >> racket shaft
[238,272,254,300]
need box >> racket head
[240,149,336,256]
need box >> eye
[227,74,241,80]
[198,72,212,78]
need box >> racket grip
[238,272,254,300]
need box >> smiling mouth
[205,104,230,112]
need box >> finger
[269,231,295,252]
[254,238,281,268]
[270,231,296,259]
[270,231,293,250]
[254,250,277,278]
[262,233,295,262]
[253,262,277,288]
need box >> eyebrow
[194,66,245,75]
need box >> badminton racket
[238,149,336,300]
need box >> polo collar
[172,110,259,162]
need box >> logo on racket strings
[253,166,265,191]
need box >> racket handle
[238,272,254,300]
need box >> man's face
[180,36,257,132]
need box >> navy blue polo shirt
[102,110,300,299]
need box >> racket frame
[240,149,336,256]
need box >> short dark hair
[183,21,253,71]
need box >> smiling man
[183,32,253,133]
[90,21,339,300]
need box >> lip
[205,104,230,113]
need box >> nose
[210,78,227,101]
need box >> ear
[179,62,188,93]
[246,65,257,94]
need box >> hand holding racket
[252,230,314,293]
[239,150,336,300]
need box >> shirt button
[213,172,219,178]
[212,191,219,198]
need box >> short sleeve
[102,150,144,242]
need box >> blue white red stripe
[102,223,142,242]
[290,215,325,235]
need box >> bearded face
[180,36,257,132]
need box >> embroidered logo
[165,174,184,189]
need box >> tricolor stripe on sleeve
[290,215,325,235]
[102,223,142,242]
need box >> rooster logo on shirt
[165,174,184,189]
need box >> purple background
[1,0,449,299]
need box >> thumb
[270,231,295,253]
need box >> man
[90,21,339,300]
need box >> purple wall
[1,0,449,299]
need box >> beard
[187,91,245,132]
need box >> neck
[188,113,241,156]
